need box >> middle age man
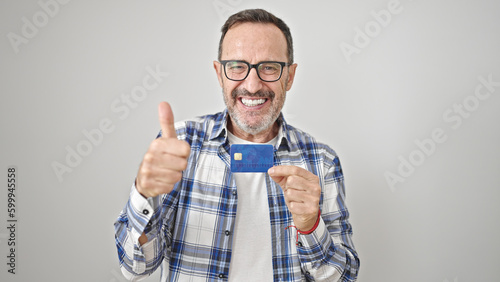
[115,8,359,281]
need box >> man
[114,8,359,281]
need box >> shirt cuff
[127,183,158,240]
[296,217,335,261]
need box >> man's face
[214,22,297,138]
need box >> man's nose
[241,67,263,94]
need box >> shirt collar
[209,109,291,151]
[208,109,229,141]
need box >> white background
[1,0,499,281]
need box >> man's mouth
[240,97,267,107]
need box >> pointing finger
[268,165,318,182]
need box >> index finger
[268,165,317,181]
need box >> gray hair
[218,9,294,64]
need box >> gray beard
[224,88,284,135]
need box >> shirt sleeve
[114,183,168,280]
[296,156,360,281]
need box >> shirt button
[142,209,149,215]
[225,230,231,236]
[297,241,303,247]
[232,190,237,195]
[219,273,225,278]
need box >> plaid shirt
[114,109,359,281]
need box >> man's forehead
[224,22,285,42]
[221,22,288,60]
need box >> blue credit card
[230,144,274,173]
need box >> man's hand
[268,166,321,231]
[136,102,191,198]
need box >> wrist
[297,210,321,235]
[135,178,151,199]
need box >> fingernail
[268,167,274,174]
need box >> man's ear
[213,61,224,88]
[285,63,298,91]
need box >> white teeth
[241,98,266,107]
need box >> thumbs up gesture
[136,102,191,198]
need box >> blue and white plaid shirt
[114,109,359,281]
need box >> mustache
[231,88,275,100]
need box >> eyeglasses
[220,60,288,82]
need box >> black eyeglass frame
[219,60,288,82]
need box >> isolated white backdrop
[1,1,499,281]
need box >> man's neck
[227,119,279,143]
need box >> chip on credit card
[230,144,274,173]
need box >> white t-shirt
[227,132,278,281]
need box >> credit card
[230,144,274,173]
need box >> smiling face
[214,22,297,142]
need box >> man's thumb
[158,102,177,138]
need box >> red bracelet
[286,210,321,243]
[298,210,321,235]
